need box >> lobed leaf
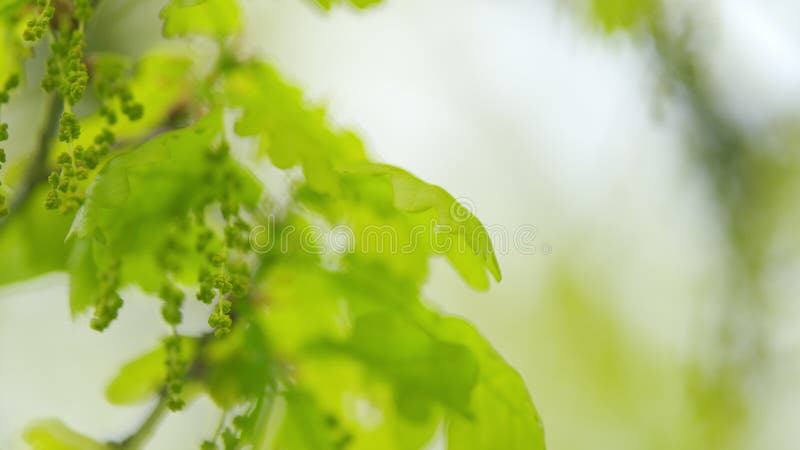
[439,318,546,450]
[342,163,502,290]
[225,61,367,193]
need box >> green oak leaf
[440,318,546,450]
[342,163,502,290]
[224,61,367,193]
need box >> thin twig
[111,395,169,450]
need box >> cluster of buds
[0,75,19,218]
[208,298,233,337]
[92,55,144,124]
[209,260,250,337]
[203,252,234,337]
[164,335,187,411]
[57,111,80,142]
[196,265,217,305]
[0,132,7,217]
[22,0,54,43]
[223,216,251,251]
[157,231,190,274]
[201,403,259,449]
[0,74,19,104]
[42,29,88,106]
[192,142,257,338]
[43,51,143,214]
[194,212,224,306]
[0,149,6,216]
[89,259,123,332]
[198,245,252,335]
[47,121,115,213]
[160,282,185,326]
[154,224,192,410]
[119,88,144,121]
[73,0,92,22]
[46,150,83,213]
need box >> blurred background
[2,0,800,448]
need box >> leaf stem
[212,410,227,442]
[112,395,169,450]
[252,392,276,450]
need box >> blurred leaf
[160,0,241,38]
[293,357,441,450]
[258,261,346,358]
[311,0,383,11]
[201,323,276,408]
[525,269,718,450]
[23,419,105,450]
[0,14,25,81]
[327,312,479,422]
[0,1,28,20]
[591,0,656,31]
[0,187,72,286]
[68,240,98,316]
[440,318,545,450]
[276,390,341,450]
[106,337,198,405]
[106,344,167,405]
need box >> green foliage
[224,61,367,193]
[0,70,19,218]
[23,420,105,450]
[345,163,502,290]
[0,0,544,449]
[441,318,546,450]
[590,0,656,31]
[277,390,344,450]
[106,336,199,405]
[331,312,479,421]
[0,187,73,283]
[312,0,383,11]
[161,0,242,38]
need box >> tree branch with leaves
[0,1,546,449]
